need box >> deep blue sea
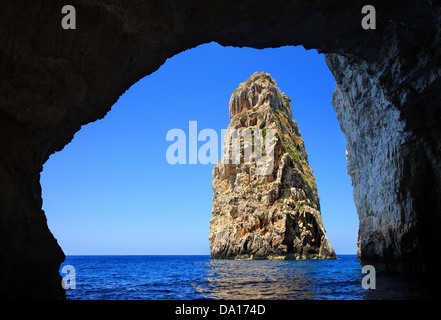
[60,255,435,300]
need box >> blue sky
[41,42,358,255]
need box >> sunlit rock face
[0,0,440,298]
[326,45,441,272]
[209,73,336,260]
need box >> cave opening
[40,42,358,288]
[1,0,439,301]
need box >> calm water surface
[60,255,435,300]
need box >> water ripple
[60,255,433,300]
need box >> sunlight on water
[61,255,434,300]
[193,257,365,300]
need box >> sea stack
[209,72,336,260]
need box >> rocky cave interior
[0,0,440,298]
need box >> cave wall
[0,0,440,298]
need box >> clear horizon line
[63,253,357,256]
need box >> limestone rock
[209,73,336,260]
[326,47,441,272]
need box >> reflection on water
[62,255,438,300]
[193,257,368,300]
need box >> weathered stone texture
[209,73,336,260]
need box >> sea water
[60,255,434,300]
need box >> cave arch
[0,0,440,298]
[41,43,356,258]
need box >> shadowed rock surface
[209,73,336,260]
[0,0,440,298]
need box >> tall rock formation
[209,72,336,260]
